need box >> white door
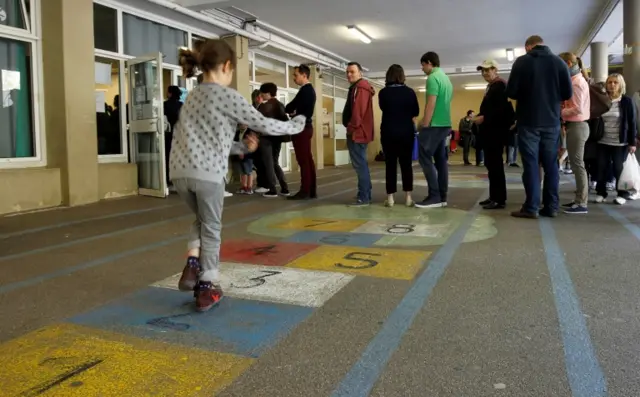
[126,53,167,198]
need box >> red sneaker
[195,281,224,312]
[178,256,200,291]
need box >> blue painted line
[538,218,607,397]
[0,203,180,240]
[0,172,370,262]
[331,191,486,397]
[600,205,640,240]
[0,169,354,241]
[0,183,362,295]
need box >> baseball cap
[476,60,499,71]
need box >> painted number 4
[335,252,381,269]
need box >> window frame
[93,0,219,163]
[0,0,45,168]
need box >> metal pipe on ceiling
[147,0,346,71]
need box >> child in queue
[170,39,306,311]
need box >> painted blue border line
[538,218,607,397]
[601,205,640,240]
[0,203,179,240]
[0,169,353,241]
[0,172,369,262]
[330,190,486,397]
[0,183,361,295]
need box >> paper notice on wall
[94,62,112,85]
[1,70,20,91]
[2,91,13,108]
[95,91,106,113]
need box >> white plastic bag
[618,153,640,192]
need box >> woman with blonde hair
[558,52,590,214]
[594,73,638,205]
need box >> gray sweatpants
[173,178,225,283]
[566,121,590,206]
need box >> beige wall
[98,163,138,199]
[417,89,486,128]
[0,169,62,214]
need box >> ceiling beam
[574,0,621,57]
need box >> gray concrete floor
[1,160,639,397]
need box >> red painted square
[220,240,319,266]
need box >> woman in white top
[594,74,638,205]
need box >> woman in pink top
[559,52,591,214]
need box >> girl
[171,39,306,312]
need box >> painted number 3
[231,270,282,289]
[335,252,381,269]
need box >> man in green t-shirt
[415,51,454,209]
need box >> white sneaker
[614,197,627,205]
[255,187,268,194]
[594,195,605,203]
[224,191,233,198]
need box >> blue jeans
[347,139,372,202]
[518,125,561,213]
[418,127,449,201]
[507,139,518,164]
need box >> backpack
[589,84,612,119]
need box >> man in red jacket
[343,61,375,206]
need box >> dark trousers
[382,136,414,194]
[417,127,449,201]
[460,133,473,164]
[596,144,627,198]
[253,149,268,189]
[518,125,561,213]
[474,134,485,164]
[257,138,288,193]
[484,136,507,204]
[292,124,317,195]
[165,132,173,185]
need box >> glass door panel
[126,53,167,197]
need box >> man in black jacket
[474,60,514,209]
[506,35,572,218]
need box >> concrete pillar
[590,41,609,84]
[310,65,324,170]
[623,0,640,96]
[41,0,99,206]
[223,35,250,100]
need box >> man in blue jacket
[507,35,573,218]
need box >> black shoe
[263,190,279,198]
[483,202,505,210]
[511,208,539,219]
[509,163,520,167]
[479,198,492,206]
[561,201,575,208]
[415,197,444,209]
[280,189,291,197]
[287,192,310,200]
[539,208,558,218]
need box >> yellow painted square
[286,245,430,280]
[272,217,367,232]
[0,323,253,397]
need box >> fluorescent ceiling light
[464,84,487,90]
[418,88,426,92]
[506,48,515,62]
[347,25,372,44]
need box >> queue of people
[457,35,638,218]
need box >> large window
[0,0,38,162]
[95,56,124,156]
[123,13,187,65]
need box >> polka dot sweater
[169,83,306,183]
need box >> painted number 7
[335,252,381,269]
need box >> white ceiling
[179,0,609,75]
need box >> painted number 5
[335,252,381,269]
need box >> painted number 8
[386,224,416,234]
